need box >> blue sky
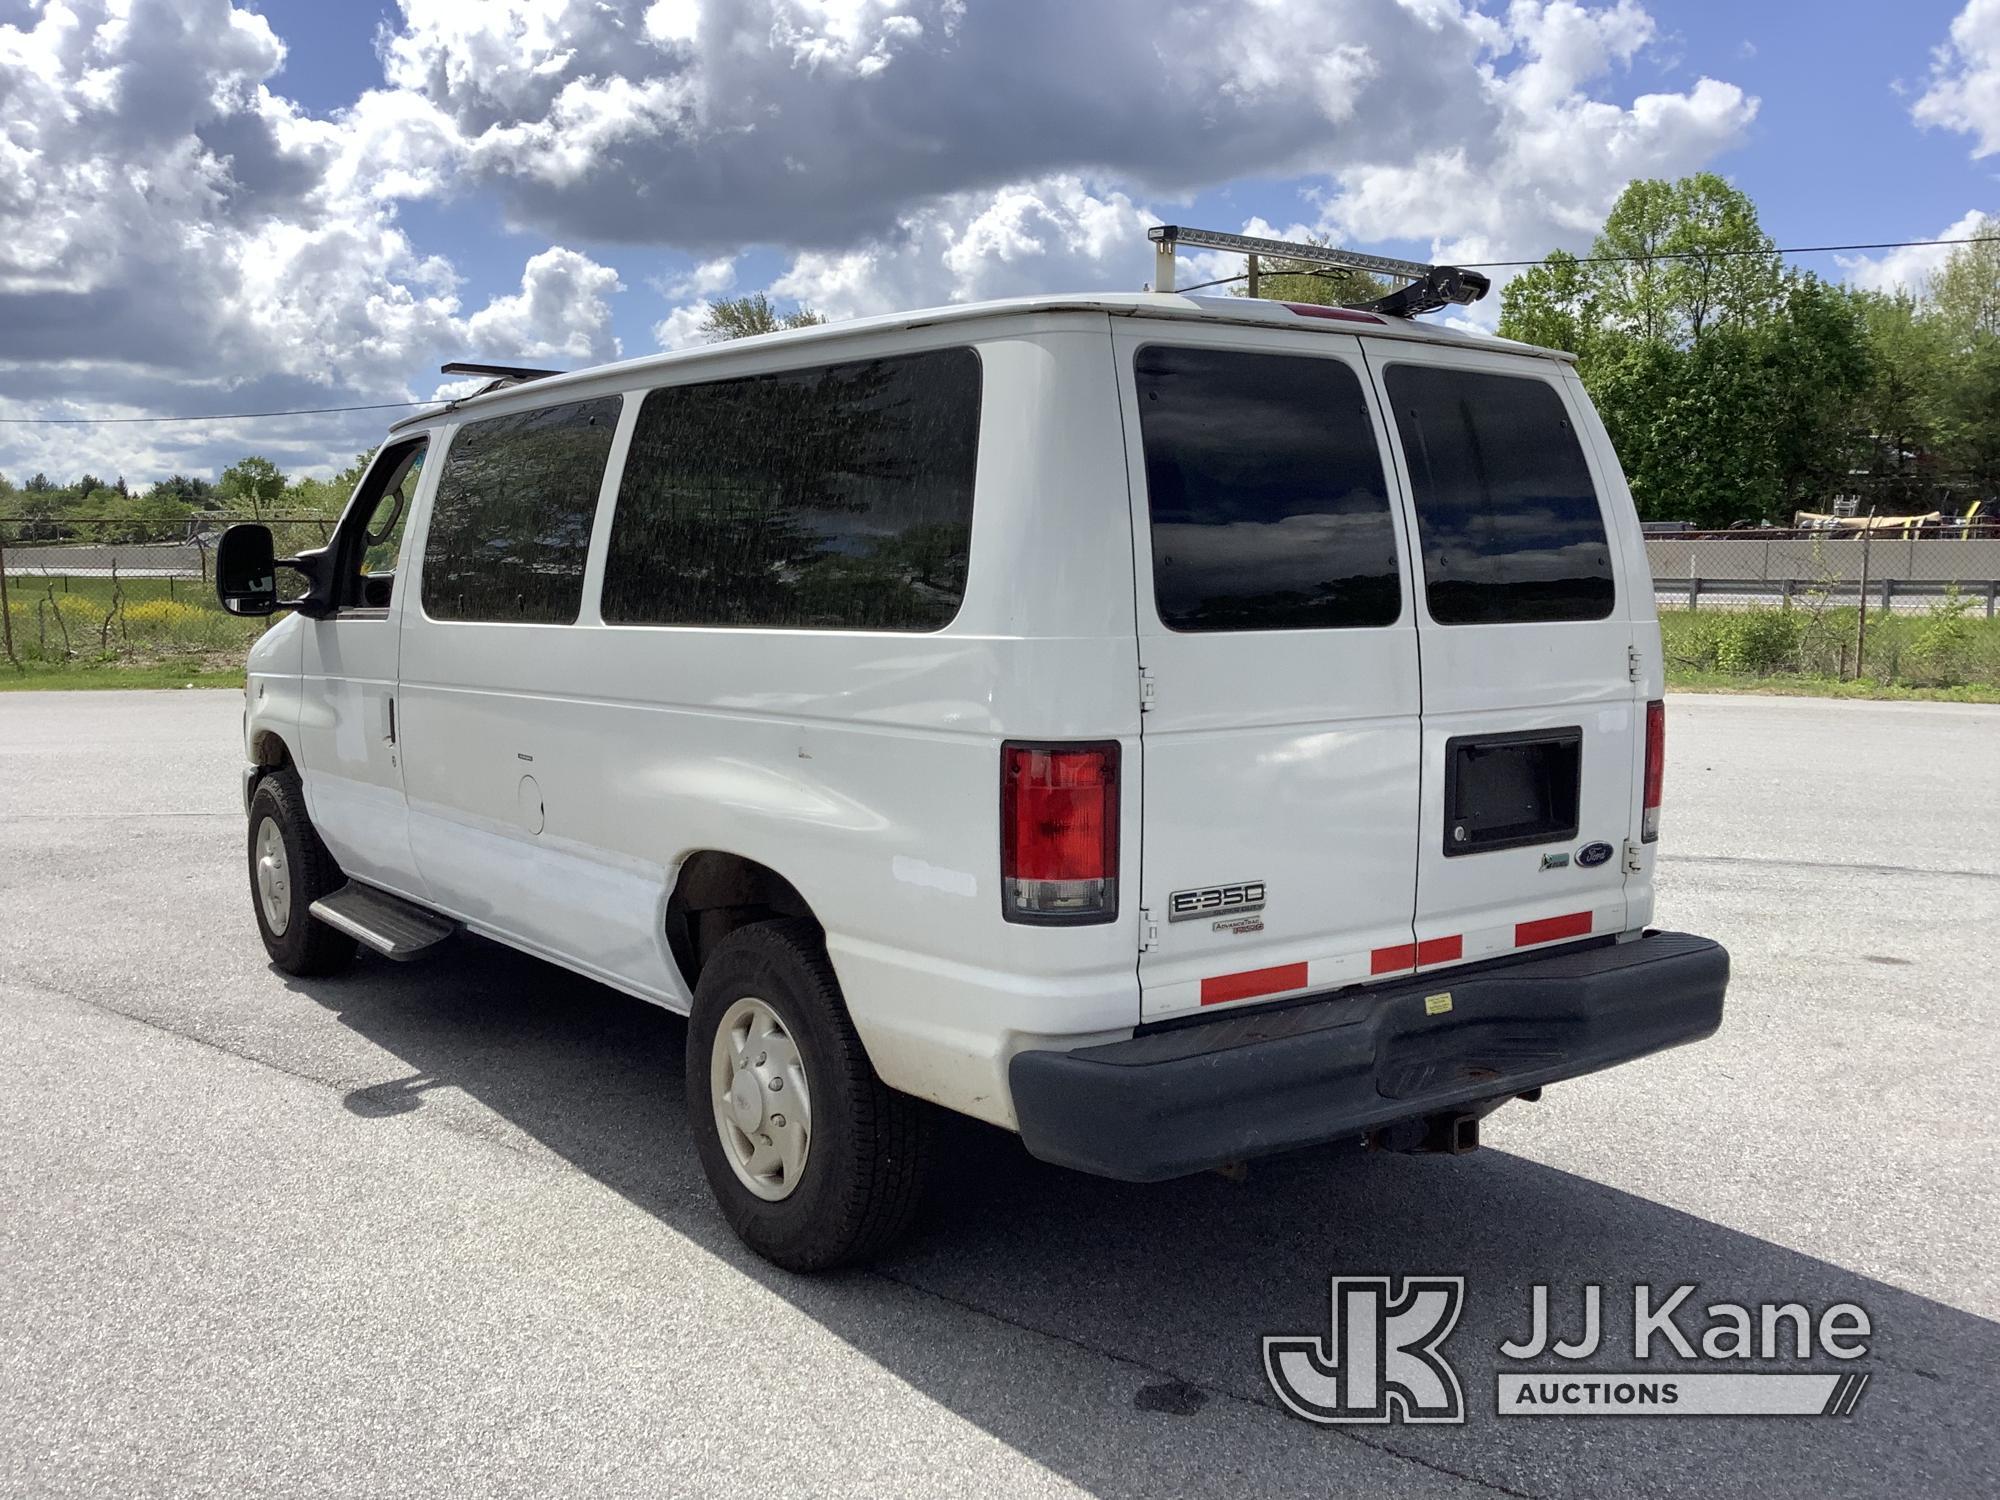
[1,0,1995,485]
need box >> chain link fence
[1649,529,2000,687]
[7,515,1998,690]
[1,516,332,668]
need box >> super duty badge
[1169,880,1266,923]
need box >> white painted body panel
[1112,322,1423,1021]
[1361,343,1640,971]
[237,292,1655,1133]
[291,441,437,897]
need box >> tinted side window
[1383,366,1614,625]
[602,348,981,631]
[1134,345,1400,632]
[422,397,621,624]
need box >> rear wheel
[247,769,356,977]
[686,920,933,1271]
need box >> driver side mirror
[216,524,279,616]
[216,525,331,618]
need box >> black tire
[246,768,357,977]
[686,919,934,1271]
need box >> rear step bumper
[1008,930,1728,1182]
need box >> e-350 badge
[1169,880,1267,923]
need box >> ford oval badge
[1576,841,1614,868]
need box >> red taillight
[1001,741,1119,923]
[1641,699,1665,843]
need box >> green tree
[1503,176,1870,523]
[1585,174,1779,348]
[218,455,287,519]
[1761,275,1872,511]
[1929,214,2000,342]
[151,474,217,510]
[701,293,825,342]
[1496,250,1597,356]
[1850,291,1947,508]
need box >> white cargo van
[218,231,1727,1270]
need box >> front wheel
[686,920,933,1271]
[246,769,356,977]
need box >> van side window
[601,348,980,632]
[1383,366,1615,625]
[422,397,622,624]
[1133,345,1401,632]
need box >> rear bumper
[1008,930,1727,1181]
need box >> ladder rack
[1146,225,1490,318]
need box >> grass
[1,659,245,690]
[7,579,1998,704]
[1659,600,2000,702]
[1663,667,2000,703]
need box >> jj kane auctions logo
[1265,1278,1873,1423]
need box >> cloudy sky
[1,0,1996,485]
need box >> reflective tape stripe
[1200,961,1309,1006]
[1416,934,1463,965]
[1516,910,1592,947]
[1370,943,1417,975]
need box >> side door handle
[383,694,397,745]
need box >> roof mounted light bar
[1146,225,1490,319]
[438,361,565,399]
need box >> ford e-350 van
[217,237,1728,1270]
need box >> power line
[5,232,1997,424]
[1469,235,2000,270]
[0,398,437,428]
[1174,234,2000,294]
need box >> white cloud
[462,246,624,362]
[665,256,737,298]
[371,0,1751,258]
[0,1,629,480]
[769,175,1160,318]
[1314,8,1756,274]
[758,2,1755,324]
[1914,0,2000,156]
[651,302,711,349]
[1836,210,1994,295]
[1,0,1761,482]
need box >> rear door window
[1133,345,1401,632]
[1383,366,1614,625]
[422,396,622,624]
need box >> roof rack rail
[1145,225,1490,319]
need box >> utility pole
[1246,253,1260,299]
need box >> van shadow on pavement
[287,937,1997,1500]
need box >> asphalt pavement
[1,689,1995,1498]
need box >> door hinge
[1627,644,1642,682]
[1624,839,1645,874]
[1139,667,1158,712]
[1139,908,1160,951]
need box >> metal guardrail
[1655,577,2000,616]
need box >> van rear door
[1114,325,1423,1022]
[1363,346,1638,971]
